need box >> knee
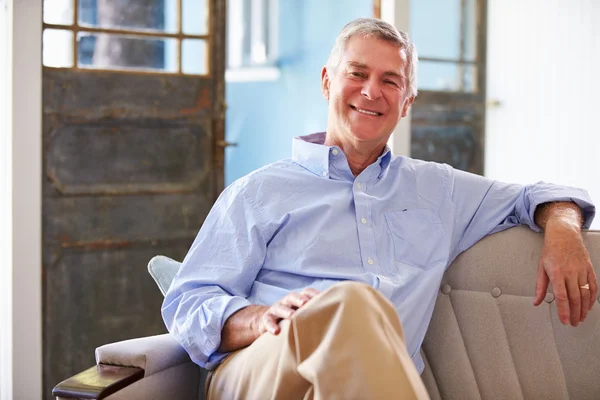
[331,281,375,298]
[324,281,382,313]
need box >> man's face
[321,36,413,147]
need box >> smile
[350,105,382,116]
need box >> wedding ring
[580,284,590,290]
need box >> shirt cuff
[524,183,596,232]
[195,295,252,370]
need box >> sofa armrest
[95,333,191,377]
[52,334,192,399]
[52,365,144,399]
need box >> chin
[347,125,388,143]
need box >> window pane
[43,29,74,68]
[182,39,209,74]
[44,0,74,25]
[183,0,209,35]
[77,32,178,72]
[411,0,461,59]
[419,61,477,92]
[79,0,178,33]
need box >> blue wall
[225,0,372,185]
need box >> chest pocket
[384,209,446,270]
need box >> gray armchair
[53,226,600,399]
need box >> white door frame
[381,0,411,156]
[0,0,43,399]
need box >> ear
[321,66,331,100]
[400,95,415,118]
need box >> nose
[361,77,382,100]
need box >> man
[162,18,596,399]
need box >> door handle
[486,99,502,108]
[216,140,238,148]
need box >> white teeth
[355,107,379,116]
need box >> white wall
[0,0,43,399]
[486,0,600,228]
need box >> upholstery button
[441,284,451,294]
[491,287,502,298]
[545,293,555,303]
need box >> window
[42,0,211,76]
[226,0,279,81]
[411,0,479,92]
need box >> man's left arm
[533,202,598,326]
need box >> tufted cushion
[422,226,600,400]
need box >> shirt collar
[292,132,393,179]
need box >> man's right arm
[218,289,321,353]
[218,305,268,353]
[161,179,269,369]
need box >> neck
[324,131,387,177]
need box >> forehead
[340,36,408,75]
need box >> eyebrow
[346,61,404,79]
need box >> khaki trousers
[206,281,430,400]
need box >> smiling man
[162,19,596,400]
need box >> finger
[552,280,571,325]
[268,303,296,320]
[281,292,311,308]
[588,268,598,311]
[534,259,550,306]
[262,313,281,335]
[579,272,591,322]
[565,276,582,327]
[301,288,320,298]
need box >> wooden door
[41,1,225,398]
[410,0,487,174]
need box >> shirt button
[356,182,362,189]
[332,149,339,155]
[367,258,374,265]
[361,218,367,224]
[322,171,327,176]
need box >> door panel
[42,1,225,398]
[410,0,487,175]
[411,91,484,173]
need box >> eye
[385,80,398,86]
[350,71,366,78]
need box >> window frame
[226,0,280,82]
[42,0,212,77]
[417,0,481,93]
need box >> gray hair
[326,18,418,98]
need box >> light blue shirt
[162,132,595,372]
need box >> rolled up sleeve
[447,167,596,261]
[521,182,595,231]
[161,179,268,369]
